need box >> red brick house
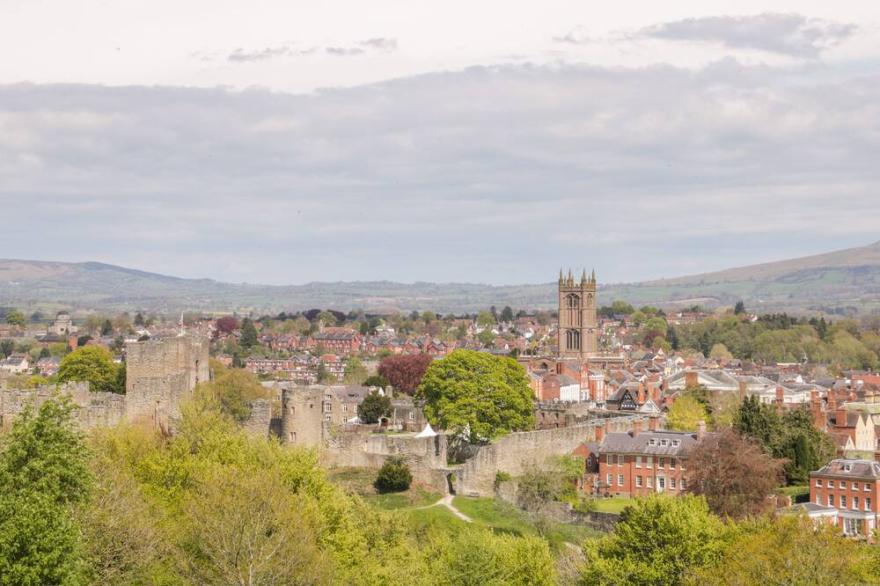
[595,422,710,497]
[809,459,880,537]
[311,328,361,355]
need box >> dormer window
[844,464,852,472]
[660,439,668,446]
[672,440,680,447]
[649,439,656,446]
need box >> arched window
[566,294,580,309]
[566,329,581,351]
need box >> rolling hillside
[1,241,879,315]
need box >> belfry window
[566,294,580,309]
[566,329,581,350]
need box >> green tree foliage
[58,346,125,394]
[374,456,412,493]
[363,374,389,388]
[580,495,728,586]
[476,311,496,328]
[358,391,392,424]
[733,397,836,485]
[0,339,14,358]
[500,306,515,322]
[0,396,92,584]
[5,308,26,327]
[666,395,709,432]
[196,360,269,423]
[343,356,368,385]
[101,319,113,336]
[733,301,746,315]
[477,329,495,346]
[416,349,535,442]
[239,317,259,349]
[686,516,879,585]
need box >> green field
[327,467,441,510]
[592,496,635,514]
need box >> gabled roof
[812,459,880,479]
[597,430,706,457]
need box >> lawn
[452,496,602,548]
[326,466,441,510]
[592,496,634,514]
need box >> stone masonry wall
[0,382,124,430]
[241,399,272,437]
[456,414,649,497]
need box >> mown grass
[592,496,634,514]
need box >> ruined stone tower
[281,387,326,447]
[124,335,210,429]
[558,269,598,358]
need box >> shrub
[374,457,412,493]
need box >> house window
[658,458,665,469]
[617,455,624,466]
[841,495,847,508]
[646,456,653,467]
[618,474,624,486]
[815,479,823,487]
[647,476,653,488]
[660,439,668,446]
[866,483,872,492]
[816,494,823,506]
[680,478,686,490]
[867,498,872,511]
[636,475,643,487]
[636,456,642,468]
[828,494,834,506]
[840,481,847,489]
[606,474,612,485]
[649,439,656,446]
[852,482,859,491]
[607,455,613,465]
[672,440,680,447]
[670,478,677,490]
[828,480,834,489]
[844,463,852,472]
[670,458,677,469]
[853,496,859,510]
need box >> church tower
[558,269,598,358]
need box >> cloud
[0,59,877,284]
[639,13,856,58]
[226,38,396,63]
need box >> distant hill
[2,241,880,315]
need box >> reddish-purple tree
[378,354,434,395]
[215,316,239,335]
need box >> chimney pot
[697,420,706,440]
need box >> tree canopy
[416,349,534,442]
[377,353,433,395]
[58,346,125,394]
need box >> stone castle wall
[0,382,124,430]
[456,414,649,496]
[241,399,272,437]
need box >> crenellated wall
[0,382,124,430]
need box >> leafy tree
[734,301,746,315]
[240,317,259,348]
[666,395,708,432]
[733,395,781,449]
[709,343,733,360]
[358,391,392,424]
[580,495,727,586]
[477,329,496,346]
[101,319,113,336]
[500,306,514,322]
[476,311,496,328]
[38,346,51,359]
[416,349,535,442]
[343,356,368,385]
[215,315,239,335]
[5,309,26,327]
[133,312,145,327]
[686,428,784,518]
[775,407,836,485]
[363,374,389,388]
[378,353,433,395]
[0,397,92,584]
[198,360,269,423]
[0,339,14,358]
[374,456,412,493]
[58,346,125,394]
[686,516,878,585]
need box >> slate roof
[812,459,880,479]
[597,430,707,457]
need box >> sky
[1,1,879,285]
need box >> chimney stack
[631,419,642,437]
[648,416,658,432]
[685,371,698,388]
[697,420,706,440]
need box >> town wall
[456,414,649,497]
[241,399,272,437]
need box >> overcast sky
[1,1,879,285]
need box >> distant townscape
[2,268,880,583]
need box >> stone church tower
[558,269,598,358]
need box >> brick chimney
[697,420,706,440]
[637,382,646,405]
[595,424,605,443]
[631,419,642,437]
[836,406,848,429]
[775,386,785,413]
[685,371,698,388]
[738,380,747,399]
[648,416,658,431]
